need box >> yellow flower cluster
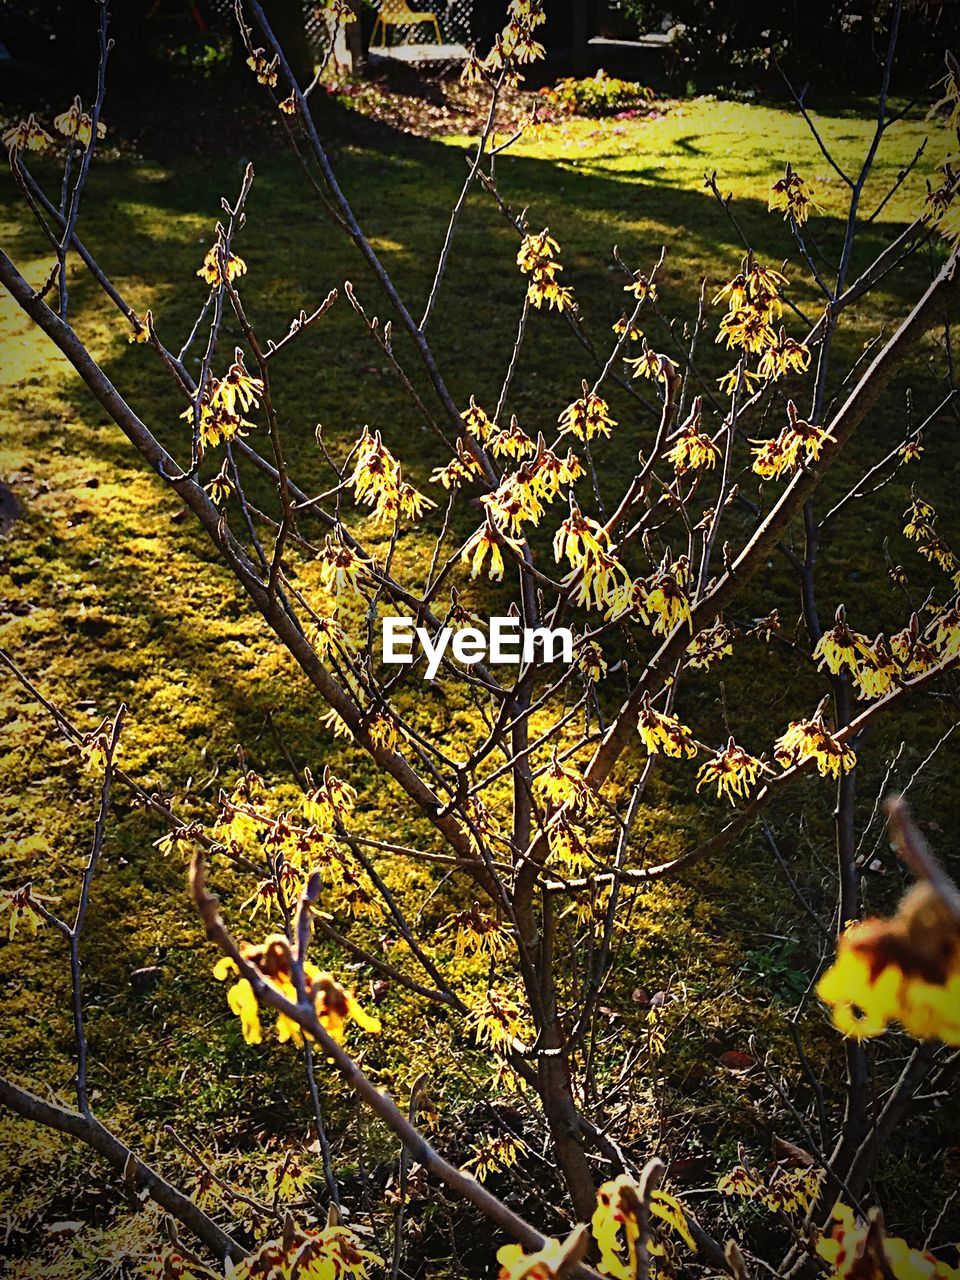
[714,257,810,393]
[465,1134,521,1183]
[461,396,494,442]
[54,96,106,147]
[685,620,734,670]
[181,350,263,452]
[577,638,608,682]
[813,617,898,700]
[718,1160,824,1218]
[306,611,355,661]
[553,504,609,570]
[752,400,834,479]
[480,0,546,78]
[197,243,247,288]
[819,1203,960,1280]
[539,752,597,819]
[517,229,572,311]
[430,439,483,490]
[774,712,856,779]
[592,1174,695,1279]
[347,427,435,524]
[490,417,534,460]
[2,113,53,153]
[625,340,665,383]
[303,769,357,828]
[246,48,279,86]
[1,883,56,939]
[642,553,692,635]
[922,65,960,245]
[903,497,960,585]
[444,904,509,960]
[463,440,582,581]
[468,987,527,1051]
[213,934,380,1048]
[696,739,766,803]
[637,694,697,759]
[315,534,371,595]
[769,164,818,225]
[462,520,518,581]
[230,1221,381,1280]
[664,401,720,474]
[817,881,960,1044]
[547,814,590,875]
[497,1235,579,1280]
[558,386,617,441]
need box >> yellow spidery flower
[517,229,572,311]
[664,400,719,474]
[593,1175,695,1280]
[818,1202,960,1280]
[612,314,643,342]
[316,534,370,595]
[444,904,509,960]
[774,712,855,779]
[890,620,936,676]
[213,935,380,1049]
[547,814,590,875]
[462,521,519,581]
[558,385,616,441]
[306,612,355,660]
[577,638,607,682]
[625,340,665,382]
[644,554,692,635]
[490,417,535,460]
[228,1221,381,1280]
[367,711,400,752]
[197,243,247,288]
[685,620,734,670]
[468,988,526,1051]
[2,113,53,153]
[929,600,960,659]
[568,544,631,612]
[717,364,762,397]
[817,880,960,1045]
[303,769,357,827]
[903,495,937,540]
[851,636,898,701]
[756,328,811,380]
[752,400,833,479]
[553,504,610,569]
[466,1134,522,1184]
[209,349,263,418]
[246,49,279,86]
[623,271,658,303]
[539,751,597,817]
[696,739,766,803]
[1,884,58,939]
[636,694,697,759]
[430,440,483,490]
[497,1234,578,1280]
[461,395,494,442]
[531,444,582,500]
[813,616,873,676]
[769,163,819,225]
[54,96,106,147]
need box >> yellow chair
[371,0,442,48]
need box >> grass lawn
[1,82,959,1271]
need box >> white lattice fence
[199,2,477,51]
